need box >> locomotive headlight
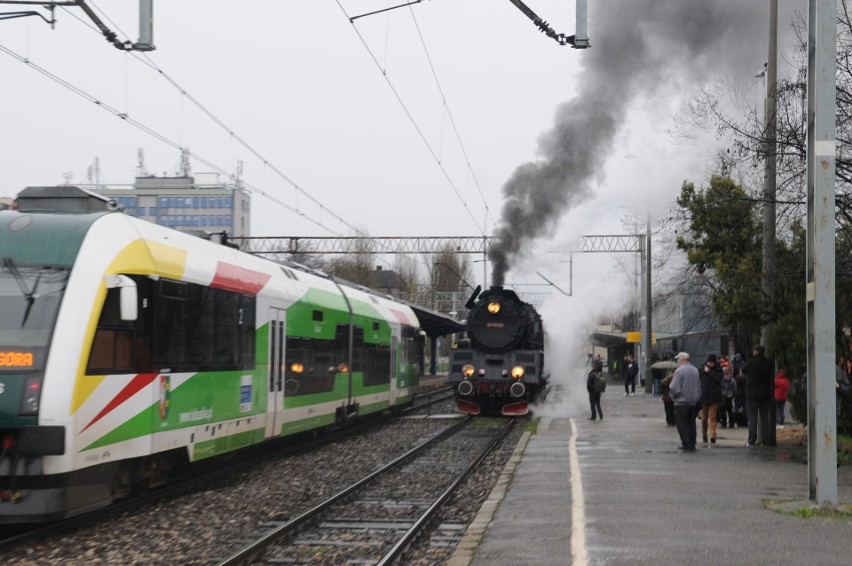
[511,365,525,379]
[462,364,475,378]
[487,302,501,314]
[290,363,304,374]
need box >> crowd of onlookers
[586,346,852,450]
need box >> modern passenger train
[448,286,548,416]
[0,187,435,523]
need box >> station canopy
[407,303,465,338]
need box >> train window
[87,276,153,374]
[372,322,379,331]
[88,329,133,372]
[352,326,364,373]
[403,326,420,369]
[364,344,390,387]
[284,337,335,396]
[312,310,323,322]
[151,279,255,372]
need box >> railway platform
[448,385,852,565]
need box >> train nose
[457,380,474,396]
[509,381,526,398]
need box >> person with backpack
[587,369,604,421]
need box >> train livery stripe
[72,239,187,415]
[79,373,159,434]
[389,308,414,326]
[210,261,271,295]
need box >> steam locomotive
[448,286,548,416]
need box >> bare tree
[326,235,376,287]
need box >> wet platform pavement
[448,385,852,565]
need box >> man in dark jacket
[586,371,603,420]
[625,354,638,396]
[699,354,724,445]
[743,344,774,447]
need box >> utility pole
[806,0,837,507]
[642,215,652,393]
[762,0,778,446]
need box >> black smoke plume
[489,1,778,286]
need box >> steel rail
[0,399,439,550]
[376,417,516,565]
[215,416,472,566]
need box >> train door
[390,332,399,404]
[266,308,286,436]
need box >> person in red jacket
[775,368,790,429]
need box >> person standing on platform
[733,363,748,428]
[774,368,790,429]
[661,369,676,426]
[669,352,701,451]
[743,344,774,447]
[624,354,638,396]
[719,364,737,428]
[586,369,604,421]
[699,354,724,446]
[592,353,604,376]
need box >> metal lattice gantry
[577,235,644,253]
[234,234,644,256]
[232,236,491,256]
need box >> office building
[93,173,251,238]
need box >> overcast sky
[0,1,802,348]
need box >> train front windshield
[0,262,69,372]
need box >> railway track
[216,417,516,565]
[0,385,456,553]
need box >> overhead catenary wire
[0,41,343,237]
[60,1,364,237]
[407,5,497,231]
[335,0,488,237]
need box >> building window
[217,197,224,208]
[160,197,168,208]
[137,207,146,216]
[185,197,192,208]
[201,197,207,208]
[193,197,199,209]
[201,216,207,226]
[224,216,232,226]
[129,197,138,208]
[193,216,200,226]
[150,207,157,216]
[225,197,232,208]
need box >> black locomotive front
[449,286,547,416]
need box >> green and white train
[0,189,435,523]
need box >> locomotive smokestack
[488,1,769,286]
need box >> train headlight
[290,363,304,374]
[462,364,475,378]
[511,365,525,379]
[487,302,501,314]
[19,376,42,415]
